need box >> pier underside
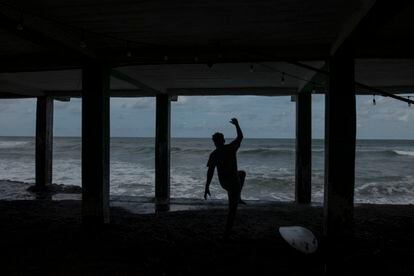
[1,0,414,245]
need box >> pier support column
[324,43,356,238]
[35,97,54,188]
[81,61,110,225]
[155,94,171,211]
[295,91,312,204]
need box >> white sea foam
[0,160,35,183]
[394,150,414,157]
[110,161,155,197]
[53,159,81,186]
[0,141,30,149]
[1,137,414,204]
[354,176,414,203]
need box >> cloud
[0,95,413,139]
[0,102,10,112]
[113,98,154,110]
[132,98,154,109]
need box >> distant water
[0,137,413,204]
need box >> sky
[0,95,413,139]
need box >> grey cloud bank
[0,96,413,139]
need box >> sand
[0,198,413,275]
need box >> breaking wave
[394,150,414,157]
[1,137,414,204]
[0,141,30,149]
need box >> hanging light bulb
[16,22,23,31]
[373,94,376,106]
[250,64,254,73]
[281,72,286,85]
[79,40,87,48]
[16,14,23,31]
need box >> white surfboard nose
[279,226,318,254]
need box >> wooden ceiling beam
[44,87,298,97]
[43,89,151,98]
[1,85,413,99]
[290,61,414,104]
[167,87,298,96]
[0,91,33,98]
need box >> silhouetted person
[204,118,246,238]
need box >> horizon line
[0,135,414,141]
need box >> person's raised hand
[204,187,211,200]
[230,118,239,125]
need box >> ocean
[0,136,413,204]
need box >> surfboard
[279,226,318,254]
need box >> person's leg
[238,170,246,204]
[224,189,239,239]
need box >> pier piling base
[155,94,171,212]
[324,43,356,238]
[295,92,312,204]
[35,97,54,189]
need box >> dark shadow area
[0,200,412,275]
[27,184,81,200]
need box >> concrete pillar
[81,61,110,224]
[35,97,54,188]
[324,43,356,238]
[155,94,171,211]
[295,92,312,204]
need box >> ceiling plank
[2,85,413,99]
[331,0,413,55]
[0,8,96,58]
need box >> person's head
[212,132,225,148]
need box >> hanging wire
[1,1,327,88]
[258,63,325,87]
[287,61,414,105]
[0,1,157,48]
[3,0,414,105]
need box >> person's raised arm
[230,118,243,146]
